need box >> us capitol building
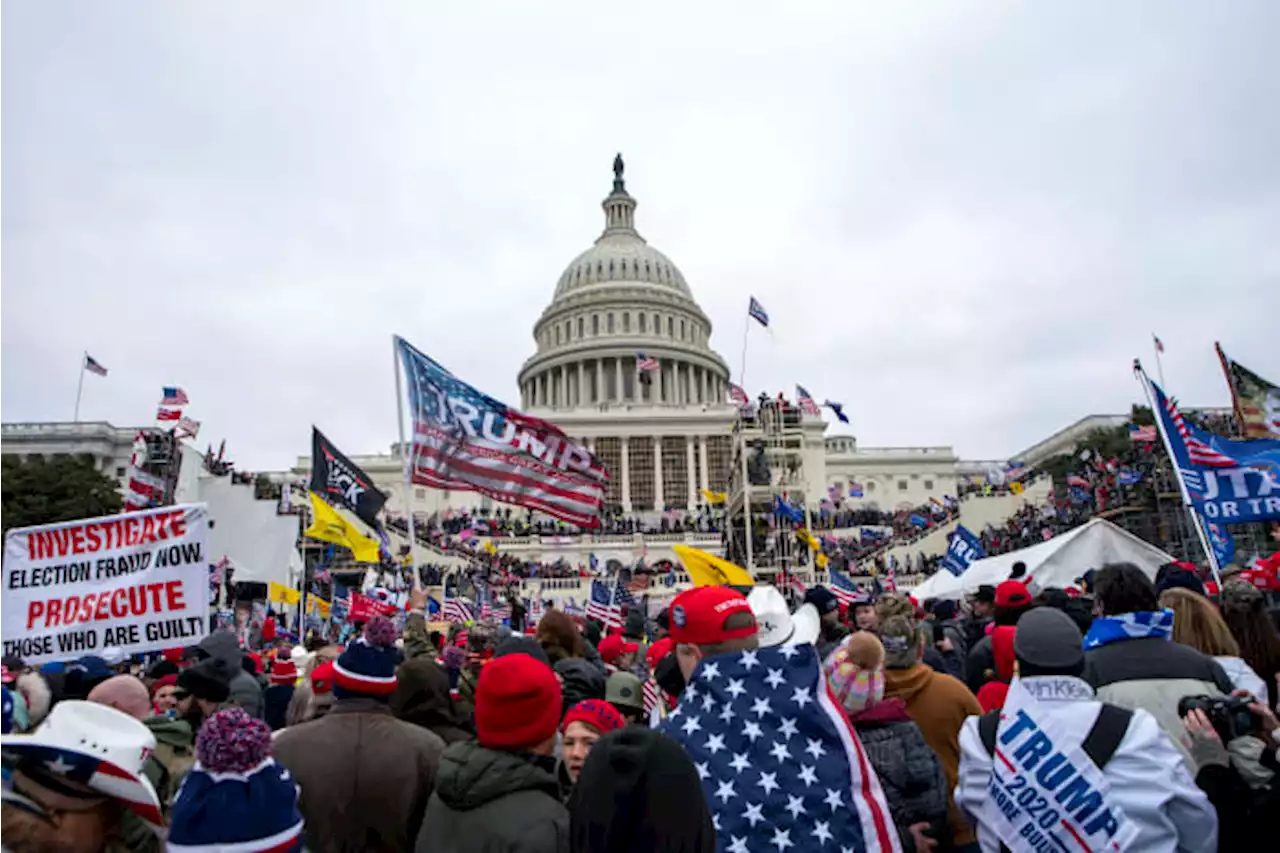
[5,158,1080,533]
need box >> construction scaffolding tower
[724,398,813,586]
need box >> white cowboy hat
[748,585,821,648]
[1,699,163,831]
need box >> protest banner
[941,525,985,576]
[2,504,210,665]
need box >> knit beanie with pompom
[167,707,304,851]
[333,616,399,700]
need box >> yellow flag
[305,491,382,563]
[306,595,331,619]
[483,541,497,555]
[269,581,301,606]
[1009,481,1025,495]
[796,528,821,551]
[700,490,728,505]
[672,545,755,587]
[816,553,829,569]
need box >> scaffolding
[724,399,813,585]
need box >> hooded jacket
[392,657,474,744]
[850,698,949,853]
[554,658,606,714]
[956,675,1218,853]
[567,727,715,853]
[415,741,569,853]
[142,714,195,807]
[884,662,983,847]
[194,631,264,718]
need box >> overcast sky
[4,2,1278,471]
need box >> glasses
[172,689,191,701]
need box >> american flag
[1066,474,1091,488]
[847,481,865,498]
[748,296,770,327]
[642,678,664,717]
[156,408,182,421]
[84,354,109,377]
[176,416,201,440]
[4,742,165,829]
[443,596,475,623]
[1128,424,1157,443]
[396,336,607,529]
[585,578,623,628]
[1153,333,1165,354]
[728,383,751,409]
[657,645,902,853]
[160,386,190,406]
[795,385,822,417]
[1162,393,1238,468]
[636,352,660,373]
[826,565,862,606]
[313,568,331,584]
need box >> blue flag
[1117,469,1143,486]
[940,525,985,576]
[1147,373,1280,523]
[823,400,849,424]
[773,496,804,524]
[657,646,900,853]
[748,296,770,327]
[908,513,927,528]
[1205,517,1236,567]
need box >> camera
[1177,694,1259,742]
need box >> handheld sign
[3,504,210,664]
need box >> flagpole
[1152,335,1166,389]
[1134,361,1220,583]
[73,351,86,422]
[392,336,419,589]
[738,424,754,573]
[738,313,750,391]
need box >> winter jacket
[554,658,605,714]
[1194,742,1280,851]
[274,697,446,852]
[194,631,264,718]
[816,621,851,660]
[957,675,1218,853]
[403,612,439,662]
[142,715,195,808]
[1084,636,1234,768]
[415,741,569,853]
[391,657,474,745]
[264,683,294,731]
[884,662,983,847]
[963,635,995,694]
[851,698,949,852]
[1213,654,1268,700]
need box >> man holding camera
[957,607,1217,852]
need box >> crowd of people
[5,547,1280,852]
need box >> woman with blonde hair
[1159,587,1267,698]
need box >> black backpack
[976,704,1133,853]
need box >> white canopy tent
[909,518,1176,600]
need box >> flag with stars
[658,645,901,853]
[395,335,608,528]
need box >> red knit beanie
[560,699,626,736]
[475,653,562,752]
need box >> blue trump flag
[395,335,608,528]
[1146,372,1280,523]
[940,525,985,576]
[657,645,902,853]
[1205,517,1236,567]
[773,496,805,524]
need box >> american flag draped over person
[396,336,608,528]
[657,645,901,853]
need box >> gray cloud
[4,2,1277,469]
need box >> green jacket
[142,715,196,808]
[403,612,439,662]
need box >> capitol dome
[518,156,731,414]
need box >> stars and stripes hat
[167,708,304,852]
[668,587,756,646]
[334,616,399,698]
[0,699,164,831]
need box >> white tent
[909,518,1175,600]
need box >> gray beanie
[1013,608,1084,671]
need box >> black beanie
[177,657,233,703]
[568,727,716,853]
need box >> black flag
[311,428,387,530]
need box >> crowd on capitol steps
[4,551,1280,853]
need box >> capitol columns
[560,365,568,407]
[614,359,623,403]
[653,437,664,510]
[698,436,710,493]
[620,437,632,511]
[577,363,586,407]
[686,436,697,508]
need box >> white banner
[3,504,210,665]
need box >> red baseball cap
[995,580,1032,609]
[668,587,756,646]
[597,634,640,666]
[646,636,675,669]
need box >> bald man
[86,675,151,720]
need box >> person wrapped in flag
[657,586,902,853]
